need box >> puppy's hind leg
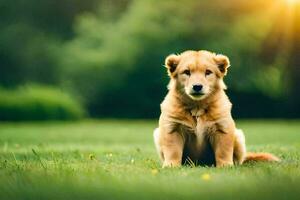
[153,128,164,161]
[233,129,246,165]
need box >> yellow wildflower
[201,173,211,181]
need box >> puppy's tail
[243,152,280,163]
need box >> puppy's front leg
[210,131,234,167]
[161,131,184,168]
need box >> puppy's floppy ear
[213,54,230,76]
[165,54,180,76]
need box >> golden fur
[154,50,280,167]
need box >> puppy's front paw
[216,161,233,168]
[162,160,181,168]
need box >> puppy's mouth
[189,92,206,100]
[190,92,204,97]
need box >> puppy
[154,50,280,167]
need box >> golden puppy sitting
[154,50,279,168]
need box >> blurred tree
[0,0,100,86]
[256,1,300,117]
[61,0,287,118]
[288,3,300,117]
[0,0,298,118]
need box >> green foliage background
[0,85,85,120]
[0,0,299,119]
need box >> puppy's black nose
[193,84,203,92]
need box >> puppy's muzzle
[190,84,204,97]
[192,84,203,92]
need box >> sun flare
[286,0,300,5]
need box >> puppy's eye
[183,69,191,76]
[205,69,213,76]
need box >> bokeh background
[0,0,299,121]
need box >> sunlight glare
[286,0,300,5]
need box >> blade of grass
[32,148,46,170]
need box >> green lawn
[0,120,299,200]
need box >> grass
[0,120,300,200]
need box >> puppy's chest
[190,108,217,137]
[193,118,216,139]
[181,115,216,150]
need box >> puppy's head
[165,50,230,101]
